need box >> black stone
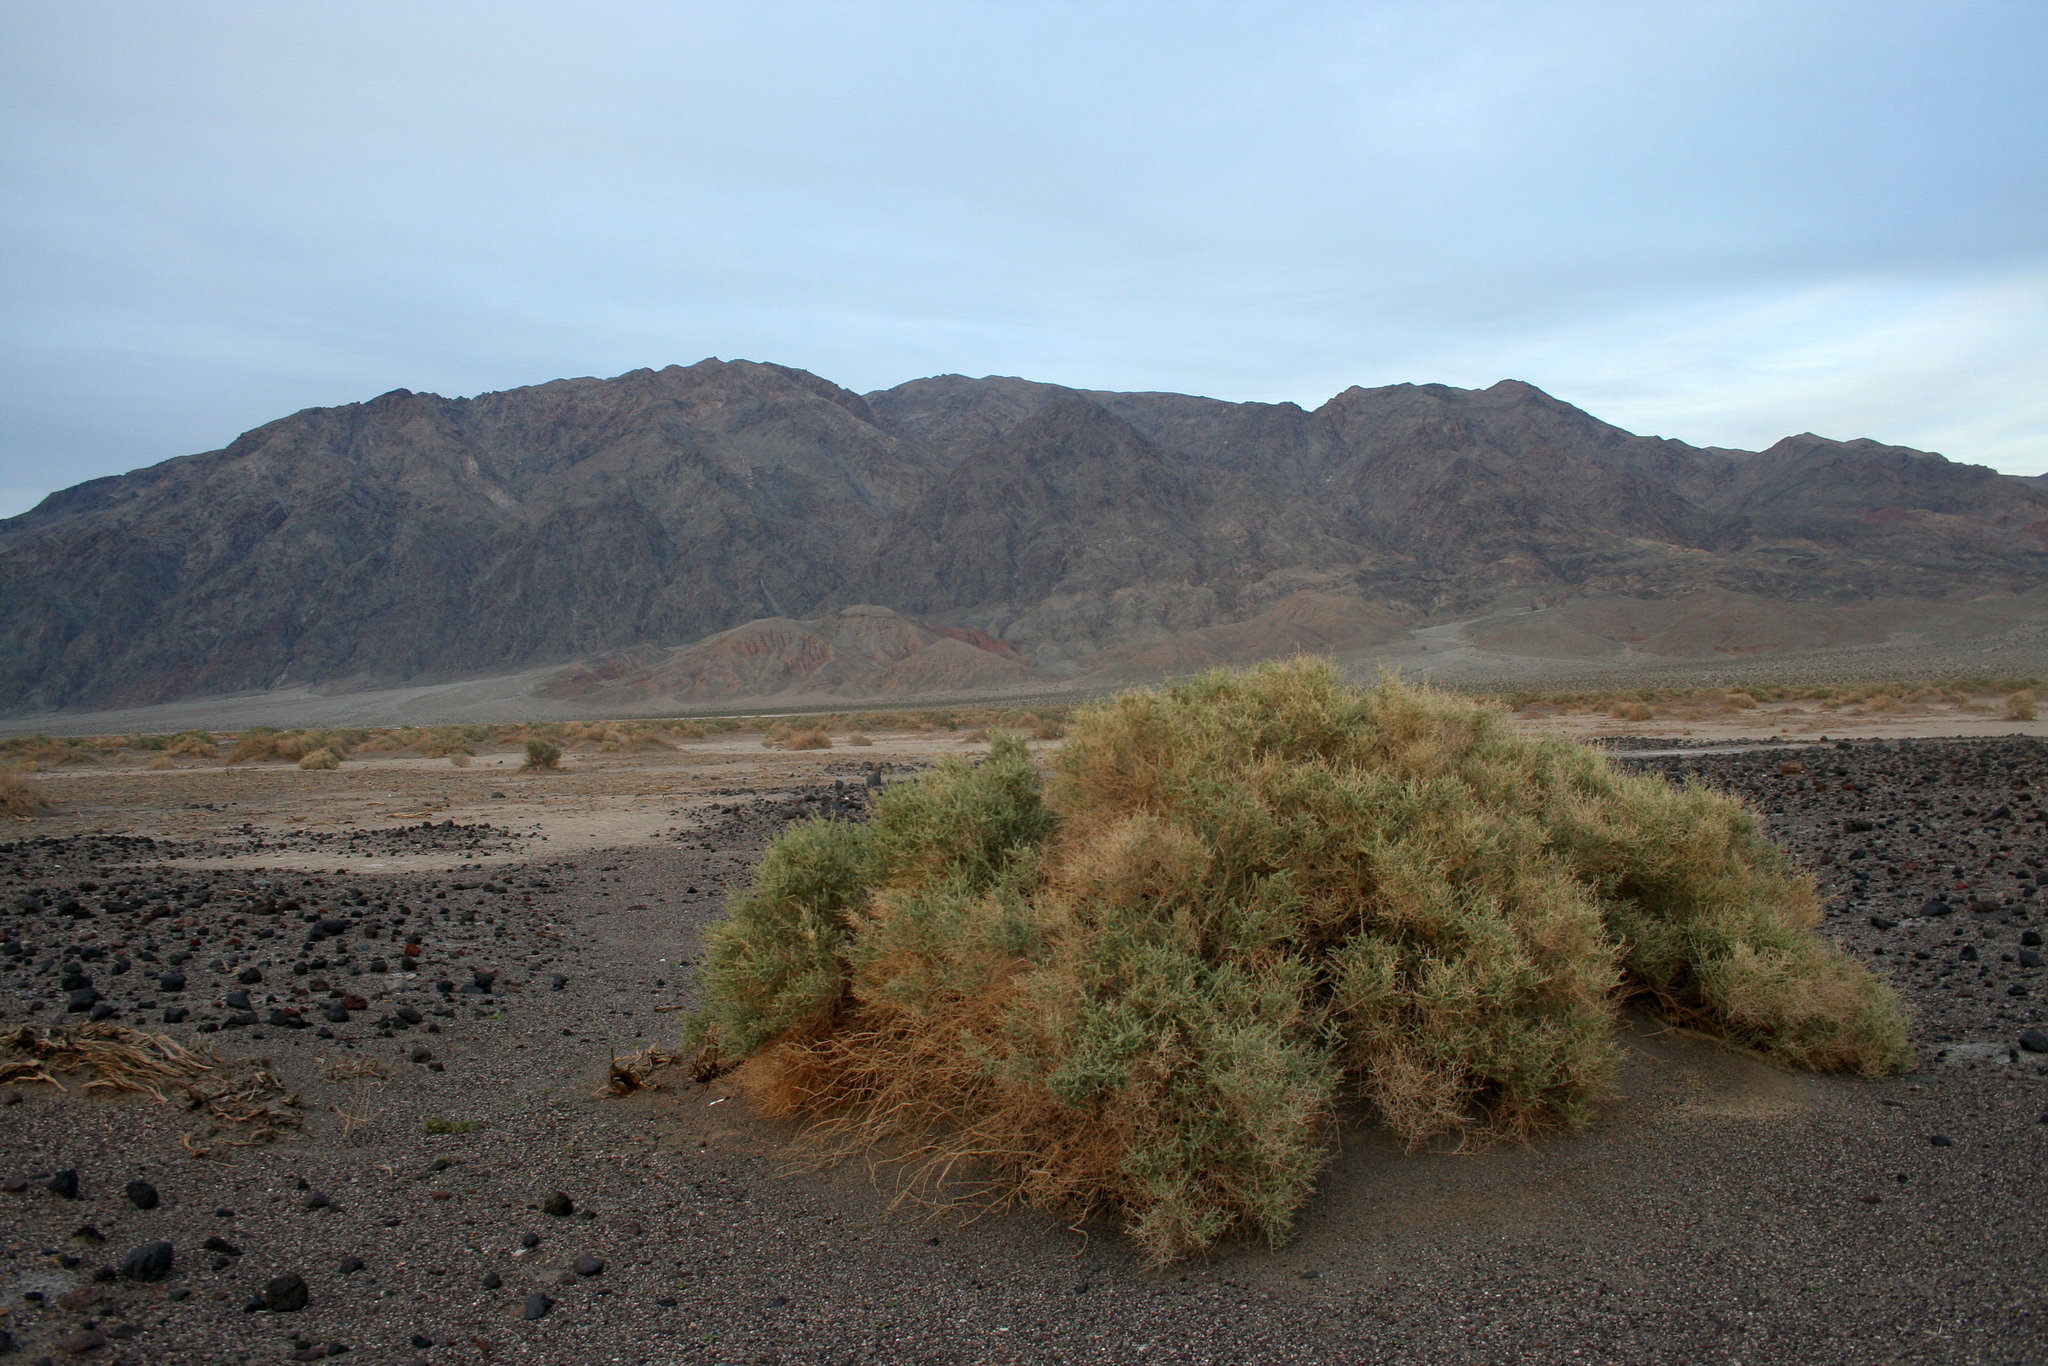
[261,1272,309,1312]
[237,967,263,985]
[162,1006,188,1024]
[522,1293,553,1320]
[121,1241,174,1282]
[482,1271,502,1289]
[322,1004,348,1023]
[540,1191,574,1217]
[1868,916,1898,931]
[2019,1029,2048,1054]
[573,1255,605,1277]
[65,988,99,1013]
[125,1180,159,1210]
[1929,1134,1955,1147]
[202,1236,241,1256]
[337,1256,363,1275]
[45,1169,79,1199]
[395,1006,423,1025]
[157,972,185,993]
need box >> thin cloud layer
[2,1,2043,517]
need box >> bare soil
[0,729,2042,1364]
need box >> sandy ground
[0,731,2043,1364]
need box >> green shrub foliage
[689,661,1909,1262]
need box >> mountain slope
[4,361,2045,714]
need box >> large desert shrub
[524,739,562,770]
[2007,691,2039,721]
[689,662,1909,1263]
[297,747,340,770]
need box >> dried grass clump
[2007,691,2039,721]
[524,739,562,770]
[689,661,1910,1263]
[297,748,341,770]
[1,769,48,819]
[847,732,874,746]
[163,731,220,759]
[785,729,834,751]
[229,729,356,764]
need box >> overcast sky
[2,1,2044,517]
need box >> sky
[2,1,2045,518]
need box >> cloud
[1,0,2043,516]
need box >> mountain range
[3,359,2044,716]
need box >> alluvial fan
[689,661,1911,1261]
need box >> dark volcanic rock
[121,1240,173,1282]
[261,1272,309,1312]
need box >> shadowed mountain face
[3,359,2045,713]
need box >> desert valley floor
[0,716,2044,1365]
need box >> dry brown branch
[602,1043,685,1096]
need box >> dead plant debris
[1,1021,304,1147]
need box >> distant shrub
[2007,691,2039,721]
[449,752,472,767]
[691,662,1910,1265]
[524,739,562,770]
[164,732,219,759]
[297,748,340,771]
[0,769,47,819]
[785,729,833,751]
[846,732,874,746]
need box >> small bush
[164,731,219,759]
[297,748,340,770]
[785,729,833,751]
[524,739,562,770]
[421,1117,478,1134]
[847,732,874,746]
[0,769,47,819]
[2007,691,2039,721]
[692,661,1909,1264]
[449,751,472,767]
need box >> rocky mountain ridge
[3,359,2044,714]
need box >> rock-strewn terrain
[3,360,2045,714]
[0,735,2041,1363]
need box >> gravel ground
[0,743,2043,1365]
